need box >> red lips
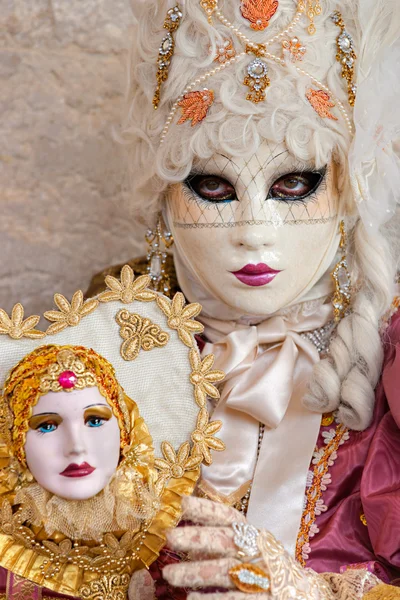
[60,462,95,478]
[231,263,282,287]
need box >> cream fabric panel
[0,0,145,315]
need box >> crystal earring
[331,220,352,322]
[145,215,174,295]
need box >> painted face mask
[25,385,121,501]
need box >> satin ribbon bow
[200,304,331,555]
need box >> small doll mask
[0,267,225,599]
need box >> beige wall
[0,0,146,317]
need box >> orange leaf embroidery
[240,0,279,30]
[177,90,214,127]
[306,89,338,121]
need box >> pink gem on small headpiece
[58,370,78,389]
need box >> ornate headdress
[127,0,400,233]
[0,267,225,599]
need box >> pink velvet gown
[1,312,399,599]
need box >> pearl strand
[159,51,247,144]
[239,423,265,514]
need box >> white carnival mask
[167,141,342,318]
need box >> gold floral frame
[0,265,225,599]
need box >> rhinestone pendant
[232,522,260,558]
[229,563,271,593]
[244,58,270,103]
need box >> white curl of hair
[123,0,399,431]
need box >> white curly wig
[122,0,400,431]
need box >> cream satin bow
[200,304,331,555]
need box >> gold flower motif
[191,408,225,465]
[98,265,156,304]
[0,304,45,340]
[1,501,34,548]
[44,290,98,335]
[91,532,136,567]
[189,349,225,407]
[157,292,204,347]
[155,441,202,479]
[42,539,89,564]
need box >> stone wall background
[0,0,146,318]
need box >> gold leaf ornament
[189,349,225,407]
[44,290,98,335]
[191,408,225,465]
[0,304,45,340]
[116,310,169,361]
[157,292,204,347]
[98,265,156,304]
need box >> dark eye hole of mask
[183,168,326,204]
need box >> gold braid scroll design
[115,310,169,362]
[296,423,349,566]
[79,573,130,600]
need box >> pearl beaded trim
[159,0,354,144]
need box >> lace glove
[163,497,386,600]
[128,568,156,600]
